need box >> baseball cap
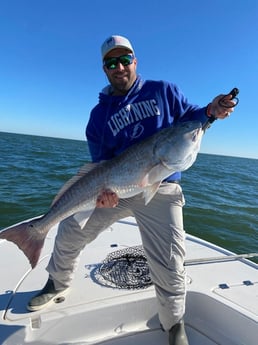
[101,35,134,59]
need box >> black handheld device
[202,88,239,130]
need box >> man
[27,35,236,345]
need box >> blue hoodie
[86,76,209,181]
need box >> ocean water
[0,131,257,263]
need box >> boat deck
[0,217,257,344]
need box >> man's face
[103,48,137,96]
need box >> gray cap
[101,35,134,59]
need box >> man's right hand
[96,189,119,208]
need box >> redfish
[0,121,203,268]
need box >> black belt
[165,180,180,184]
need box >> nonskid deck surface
[0,217,257,345]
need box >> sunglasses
[103,54,135,70]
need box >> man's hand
[208,94,237,119]
[96,189,119,208]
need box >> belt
[165,180,180,184]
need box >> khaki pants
[47,182,186,330]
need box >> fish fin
[51,162,99,206]
[0,218,45,269]
[143,182,161,205]
[147,163,172,184]
[138,164,163,204]
[138,164,163,188]
[77,162,99,175]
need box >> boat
[0,216,257,345]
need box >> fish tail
[0,219,46,269]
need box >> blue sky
[0,0,257,159]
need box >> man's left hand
[209,94,236,119]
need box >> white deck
[0,217,257,344]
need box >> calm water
[0,131,257,263]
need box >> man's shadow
[0,289,38,344]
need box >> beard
[108,72,137,96]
